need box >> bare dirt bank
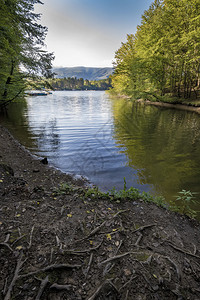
[0,124,200,300]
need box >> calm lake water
[1,91,200,217]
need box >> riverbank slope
[0,125,200,300]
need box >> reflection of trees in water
[111,98,200,200]
[0,100,37,150]
[37,119,60,152]
[1,101,60,154]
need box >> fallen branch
[103,240,123,276]
[27,226,34,249]
[74,221,106,243]
[166,241,200,259]
[35,276,49,300]
[2,278,8,296]
[4,234,10,243]
[125,290,129,300]
[100,251,150,266]
[163,255,182,281]
[88,220,107,238]
[4,252,24,300]
[132,224,156,234]
[12,234,26,246]
[100,252,131,266]
[112,209,128,218]
[20,263,81,278]
[0,242,13,252]
[64,240,102,255]
[119,275,137,292]
[135,233,143,246]
[88,280,119,300]
[84,253,93,277]
[50,283,74,290]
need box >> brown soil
[0,125,200,300]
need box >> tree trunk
[2,60,15,98]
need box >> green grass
[54,179,198,219]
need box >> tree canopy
[111,0,200,101]
[0,0,54,108]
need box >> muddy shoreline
[0,124,200,299]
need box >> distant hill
[53,66,113,81]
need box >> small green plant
[173,189,198,218]
[54,183,74,195]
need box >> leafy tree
[111,0,200,101]
[0,0,54,109]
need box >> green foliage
[55,177,166,208]
[43,77,112,91]
[54,181,199,219]
[0,0,54,109]
[172,189,198,218]
[111,0,200,101]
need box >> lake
[1,91,200,217]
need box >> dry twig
[132,224,156,234]
[27,226,34,249]
[0,242,13,252]
[84,253,94,277]
[35,276,49,300]
[88,280,119,300]
[4,252,24,300]
[20,263,81,278]
[50,283,74,290]
[166,241,200,259]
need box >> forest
[111,0,200,102]
[31,77,112,91]
[0,0,54,110]
[1,0,200,107]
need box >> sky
[35,0,153,68]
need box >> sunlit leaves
[112,0,200,99]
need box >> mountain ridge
[53,66,113,81]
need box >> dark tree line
[47,77,112,91]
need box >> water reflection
[0,100,37,150]
[1,91,200,217]
[111,98,200,207]
[37,119,60,152]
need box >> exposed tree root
[4,252,24,300]
[35,275,49,300]
[166,241,200,259]
[19,263,82,278]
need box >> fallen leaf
[16,246,23,250]
[124,269,132,276]
[67,213,72,218]
[16,214,21,217]
[106,234,112,240]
